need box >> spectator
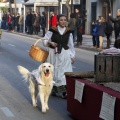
[26,11,33,34]
[104,19,113,48]
[75,13,84,46]
[11,13,16,32]
[25,12,29,33]
[92,20,99,48]
[74,8,80,41]
[98,16,106,49]
[109,11,120,40]
[7,14,12,31]
[68,13,76,42]
[33,12,40,35]
[49,11,57,28]
[1,12,7,30]
[40,12,46,37]
[19,13,23,32]
[114,39,120,48]
[32,11,36,34]
[16,13,20,32]
[75,8,80,20]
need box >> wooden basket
[29,38,49,62]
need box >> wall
[85,0,97,34]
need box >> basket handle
[34,38,46,46]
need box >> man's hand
[109,13,112,16]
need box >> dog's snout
[46,69,49,73]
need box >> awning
[24,0,58,6]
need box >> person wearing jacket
[19,13,24,32]
[104,19,113,48]
[49,11,57,28]
[109,11,120,40]
[92,20,99,48]
[40,12,46,37]
[98,17,106,49]
[75,13,84,46]
[68,13,76,42]
[16,13,20,32]
[33,12,40,35]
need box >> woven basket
[29,38,49,62]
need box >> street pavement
[2,30,120,95]
[3,29,115,52]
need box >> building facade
[0,0,120,34]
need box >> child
[92,20,99,48]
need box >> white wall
[86,0,97,34]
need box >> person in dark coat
[26,11,33,34]
[16,13,20,32]
[11,13,16,32]
[75,13,84,46]
[104,19,113,48]
[40,12,46,37]
[114,39,120,48]
[98,16,106,49]
[109,11,120,40]
[68,13,76,42]
[33,12,40,35]
[2,12,7,30]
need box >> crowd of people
[1,11,46,37]
[1,9,120,50]
[92,10,120,49]
[0,8,85,45]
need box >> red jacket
[8,16,11,24]
[50,15,57,27]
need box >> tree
[0,7,8,13]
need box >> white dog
[17,63,54,113]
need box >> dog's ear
[38,64,43,73]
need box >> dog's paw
[46,105,49,110]
[42,108,46,113]
[33,103,37,107]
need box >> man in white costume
[42,14,75,98]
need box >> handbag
[79,28,85,34]
[29,38,49,62]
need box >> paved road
[0,32,96,120]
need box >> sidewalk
[4,30,115,52]
[78,34,115,52]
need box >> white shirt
[43,25,75,58]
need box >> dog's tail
[17,65,30,81]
